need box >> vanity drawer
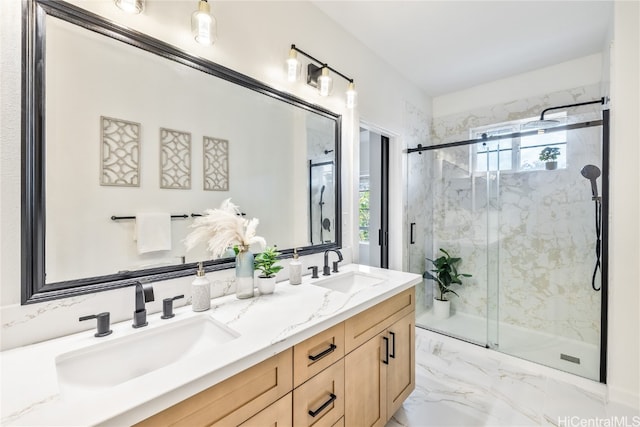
[238,392,292,427]
[135,349,293,427]
[344,287,415,353]
[293,358,344,427]
[293,322,345,387]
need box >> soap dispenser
[191,262,211,312]
[289,248,302,285]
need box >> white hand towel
[135,213,172,254]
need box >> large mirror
[22,0,342,303]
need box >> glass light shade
[346,82,357,108]
[286,49,301,82]
[114,0,144,14]
[318,67,333,97]
[192,0,217,46]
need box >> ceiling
[311,1,614,97]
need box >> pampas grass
[185,199,266,258]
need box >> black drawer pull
[382,336,389,365]
[389,331,396,359]
[308,393,337,417]
[308,343,337,361]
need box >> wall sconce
[288,44,357,108]
[191,0,217,46]
[114,0,144,14]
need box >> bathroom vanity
[0,265,420,426]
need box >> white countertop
[1,264,421,426]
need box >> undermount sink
[311,271,386,293]
[56,315,239,396]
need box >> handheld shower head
[581,164,601,199]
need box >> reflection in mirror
[309,161,335,245]
[22,0,341,303]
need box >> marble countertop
[1,264,421,426]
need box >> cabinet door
[344,334,387,427]
[386,311,415,418]
[239,393,292,427]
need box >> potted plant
[254,246,283,295]
[424,248,472,319]
[539,147,560,170]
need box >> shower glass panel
[492,124,603,381]
[409,144,491,347]
[409,113,605,382]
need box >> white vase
[257,276,276,295]
[433,298,451,319]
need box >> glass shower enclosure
[407,109,608,382]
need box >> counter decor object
[235,245,255,299]
[289,248,302,285]
[191,262,211,311]
[254,246,283,295]
[184,198,266,300]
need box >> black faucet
[323,249,343,276]
[132,282,154,328]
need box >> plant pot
[257,275,276,295]
[433,298,451,319]
[545,161,558,170]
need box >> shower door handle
[410,222,416,244]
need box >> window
[359,176,370,242]
[471,113,567,172]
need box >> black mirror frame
[21,0,342,304]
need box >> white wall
[0,0,429,348]
[607,0,640,409]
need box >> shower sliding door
[408,110,607,382]
[408,143,493,347]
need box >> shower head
[521,118,562,131]
[319,185,326,205]
[581,164,601,199]
[523,98,606,133]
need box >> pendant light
[191,0,217,46]
[286,47,301,83]
[318,66,333,97]
[114,0,144,14]
[346,81,357,109]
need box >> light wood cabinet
[344,331,387,427]
[137,287,414,427]
[386,311,415,417]
[293,323,344,388]
[239,393,292,427]
[293,358,344,427]
[134,349,292,427]
[344,288,415,426]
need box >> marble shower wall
[403,101,433,312]
[419,84,603,345]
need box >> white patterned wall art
[160,127,191,189]
[203,136,229,191]
[100,116,140,187]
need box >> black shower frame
[408,113,610,384]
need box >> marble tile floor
[386,328,639,427]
